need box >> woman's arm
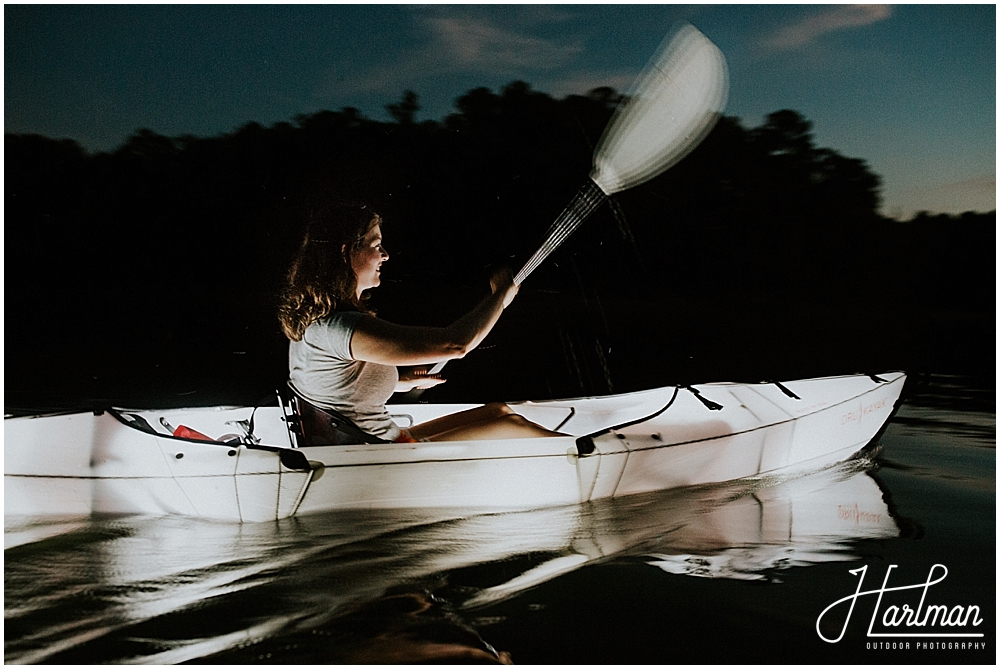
[394,366,447,392]
[350,269,518,367]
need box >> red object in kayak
[173,425,214,441]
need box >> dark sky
[5,4,995,217]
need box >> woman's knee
[500,413,552,434]
[502,413,529,426]
[483,402,514,417]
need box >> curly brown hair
[278,202,381,341]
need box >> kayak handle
[576,435,598,457]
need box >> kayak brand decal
[836,503,883,525]
[816,564,985,644]
[841,397,888,425]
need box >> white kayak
[4,371,905,523]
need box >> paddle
[515,22,728,284]
[424,23,728,379]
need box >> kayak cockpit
[108,383,682,452]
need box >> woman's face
[350,223,389,297]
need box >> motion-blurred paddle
[427,22,728,378]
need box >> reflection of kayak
[643,462,899,581]
[4,464,896,663]
[463,460,900,606]
[4,372,905,523]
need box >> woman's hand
[352,267,519,367]
[395,366,447,393]
[489,266,519,309]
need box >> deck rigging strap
[684,385,724,411]
[773,381,801,400]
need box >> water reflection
[891,373,995,448]
[5,457,896,664]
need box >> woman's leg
[407,403,513,440]
[408,403,563,441]
[428,413,564,441]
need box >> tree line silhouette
[6,82,994,410]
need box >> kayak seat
[287,390,391,447]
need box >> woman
[278,202,562,443]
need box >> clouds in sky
[418,11,640,99]
[422,13,581,71]
[762,5,893,51]
[328,5,900,104]
[324,8,585,100]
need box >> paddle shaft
[513,179,608,285]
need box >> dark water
[4,374,994,664]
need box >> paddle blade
[590,23,729,195]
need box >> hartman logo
[816,564,985,644]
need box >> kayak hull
[4,372,905,523]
